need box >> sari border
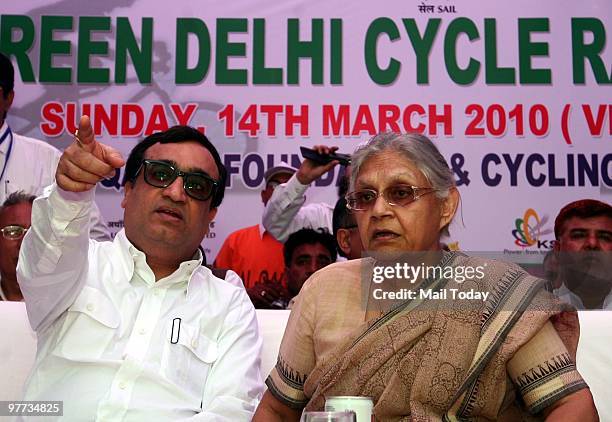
[530,380,589,414]
[274,355,308,390]
[480,267,523,331]
[455,271,546,416]
[265,376,309,410]
[515,353,576,396]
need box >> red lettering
[351,105,376,136]
[122,104,144,137]
[285,105,308,136]
[145,104,169,135]
[94,104,118,136]
[218,104,234,136]
[261,104,283,136]
[322,104,349,136]
[582,104,607,137]
[378,104,401,132]
[40,102,64,137]
[403,104,426,133]
[238,105,260,137]
[428,104,452,135]
[486,104,506,137]
[170,103,198,126]
[65,102,78,134]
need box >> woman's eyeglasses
[345,184,437,211]
[136,160,218,201]
[1,225,29,240]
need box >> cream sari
[267,253,586,421]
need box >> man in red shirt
[215,163,296,306]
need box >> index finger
[71,148,118,178]
[76,115,96,151]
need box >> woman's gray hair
[350,132,455,197]
[349,132,457,235]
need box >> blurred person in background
[0,191,34,301]
[215,163,296,306]
[250,228,337,309]
[552,199,612,309]
[332,197,363,260]
[263,145,350,242]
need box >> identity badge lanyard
[0,127,14,185]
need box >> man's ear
[336,229,352,257]
[6,90,14,109]
[206,207,218,233]
[121,182,132,209]
[439,187,460,231]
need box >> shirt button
[118,382,126,390]
[191,339,198,348]
[139,328,146,335]
[153,289,160,297]
[86,304,94,311]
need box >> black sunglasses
[135,159,218,201]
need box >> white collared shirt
[262,173,334,242]
[553,283,612,310]
[17,185,263,421]
[0,122,110,241]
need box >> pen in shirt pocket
[170,318,181,344]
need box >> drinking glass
[300,410,357,422]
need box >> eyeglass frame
[345,185,438,212]
[1,225,29,240]
[134,159,219,202]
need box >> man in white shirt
[0,52,110,240]
[17,116,263,420]
[552,199,612,310]
[262,145,349,242]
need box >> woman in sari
[253,133,597,421]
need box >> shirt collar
[0,122,10,157]
[114,229,203,291]
[554,283,612,310]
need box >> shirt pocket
[52,286,120,361]
[160,320,218,402]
